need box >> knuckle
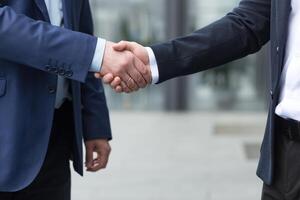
[126,52,134,60]
[115,77,121,82]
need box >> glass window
[90,0,167,111]
[187,0,268,111]
[90,0,268,111]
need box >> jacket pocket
[0,78,7,97]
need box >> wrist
[100,41,114,74]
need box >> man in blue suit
[0,0,151,199]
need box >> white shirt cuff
[89,38,106,72]
[146,47,159,84]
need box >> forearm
[151,0,271,83]
[0,6,98,82]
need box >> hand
[85,139,111,172]
[100,41,151,93]
[95,41,151,92]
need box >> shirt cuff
[89,38,106,72]
[146,47,159,84]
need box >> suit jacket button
[48,86,56,94]
[50,67,58,73]
[276,46,280,53]
[58,69,66,76]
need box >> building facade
[90,0,269,111]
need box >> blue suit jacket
[151,0,289,185]
[0,0,112,192]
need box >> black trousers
[262,116,300,200]
[0,106,73,200]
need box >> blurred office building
[90,0,269,112]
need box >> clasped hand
[94,41,150,93]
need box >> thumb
[113,41,130,51]
[85,145,94,169]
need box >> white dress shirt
[275,0,300,121]
[44,0,106,108]
[146,47,159,84]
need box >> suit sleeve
[79,0,112,141]
[0,5,97,82]
[150,0,271,83]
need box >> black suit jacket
[151,0,291,185]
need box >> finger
[102,73,114,84]
[85,146,94,169]
[132,57,149,87]
[144,66,152,84]
[120,81,131,93]
[131,53,151,84]
[94,73,102,79]
[87,159,102,172]
[114,68,135,91]
[127,69,146,89]
[88,148,110,172]
[113,41,130,51]
[98,151,110,170]
[110,77,122,88]
[123,73,139,91]
[114,86,123,93]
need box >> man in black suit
[96,0,300,199]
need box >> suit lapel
[33,0,50,22]
[33,0,74,28]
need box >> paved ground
[72,112,267,200]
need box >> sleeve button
[58,69,66,76]
[65,70,73,77]
[51,67,59,73]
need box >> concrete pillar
[164,0,189,111]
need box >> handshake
[95,41,152,93]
